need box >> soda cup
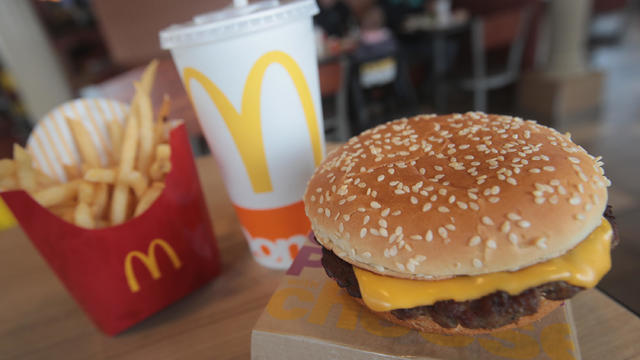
[160,0,324,269]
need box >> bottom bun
[354,298,562,335]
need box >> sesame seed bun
[353,297,562,335]
[304,113,609,279]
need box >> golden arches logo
[183,50,323,194]
[124,239,182,293]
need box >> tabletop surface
[1,154,639,360]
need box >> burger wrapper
[0,99,220,335]
[252,241,581,360]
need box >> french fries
[0,60,173,229]
[66,117,102,168]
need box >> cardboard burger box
[252,242,581,360]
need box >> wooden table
[1,155,639,360]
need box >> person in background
[352,5,397,62]
[314,0,354,38]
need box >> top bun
[304,113,609,279]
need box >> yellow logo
[124,239,182,293]
[183,50,323,194]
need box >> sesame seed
[380,228,389,237]
[392,210,402,216]
[438,206,450,213]
[529,168,541,173]
[370,201,381,208]
[360,228,367,238]
[439,188,448,195]
[501,221,511,233]
[395,226,403,235]
[370,228,380,236]
[536,237,547,249]
[339,223,344,232]
[518,220,531,228]
[357,207,366,212]
[569,196,581,205]
[438,227,448,238]
[569,157,580,164]
[557,186,567,195]
[448,195,456,204]
[317,207,324,214]
[575,213,585,220]
[585,203,593,211]
[410,235,423,240]
[388,168,395,174]
[487,239,497,249]
[507,212,521,221]
[509,233,519,245]
[473,259,483,268]
[379,219,388,228]
[543,166,556,172]
[507,177,518,185]
[377,175,385,182]
[491,186,501,195]
[426,230,433,242]
[469,236,481,246]
[394,189,405,195]
[410,196,418,204]
[535,197,545,204]
[381,208,390,217]
[482,216,494,226]
[489,197,500,203]
[445,224,456,231]
[469,202,480,211]
[389,246,398,256]
[363,215,370,225]
[422,203,432,212]
[457,201,468,209]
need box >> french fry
[149,161,171,181]
[134,182,164,217]
[32,180,79,208]
[53,205,76,223]
[65,117,101,168]
[78,181,95,204]
[84,168,117,183]
[0,159,15,178]
[49,204,76,217]
[126,171,148,198]
[91,183,109,218]
[156,94,171,123]
[140,59,158,96]
[35,168,58,187]
[135,82,154,175]
[0,175,18,190]
[107,120,124,163]
[74,202,95,229]
[110,184,129,225]
[155,144,171,162]
[63,163,81,180]
[13,144,37,192]
[110,86,141,224]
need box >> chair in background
[319,57,351,142]
[457,4,534,111]
[349,44,417,132]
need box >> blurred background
[0,0,638,314]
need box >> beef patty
[320,207,618,330]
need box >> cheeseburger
[303,113,617,334]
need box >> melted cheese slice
[354,219,612,312]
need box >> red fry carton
[1,99,220,335]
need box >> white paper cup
[160,0,324,269]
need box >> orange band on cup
[233,201,310,241]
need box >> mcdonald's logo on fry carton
[181,50,325,268]
[125,239,182,293]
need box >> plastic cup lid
[159,0,319,50]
